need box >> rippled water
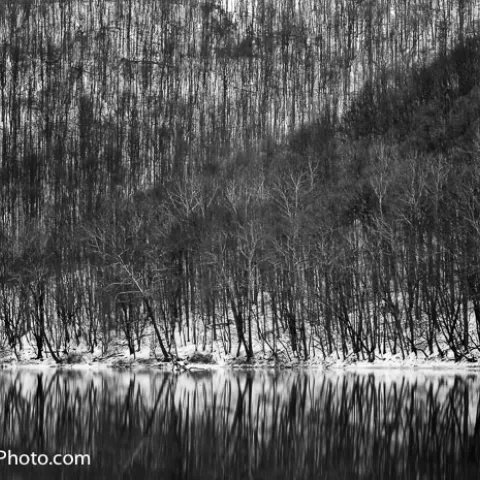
[0,368,479,479]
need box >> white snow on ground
[2,321,480,374]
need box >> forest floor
[1,335,480,373]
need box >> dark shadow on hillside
[287,36,480,159]
[279,35,480,227]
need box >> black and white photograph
[0,0,480,478]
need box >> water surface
[0,368,479,479]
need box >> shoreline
[1,355,480,373]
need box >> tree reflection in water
[0,369,479,479]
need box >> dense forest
[1,0,480,362]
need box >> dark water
[0,368,479,479]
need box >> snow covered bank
[1,345,480,373]
[1,330,479,372]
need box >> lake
[0,368,479,479]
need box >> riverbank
[1,343,480,372]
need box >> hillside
[1,0,480,364]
